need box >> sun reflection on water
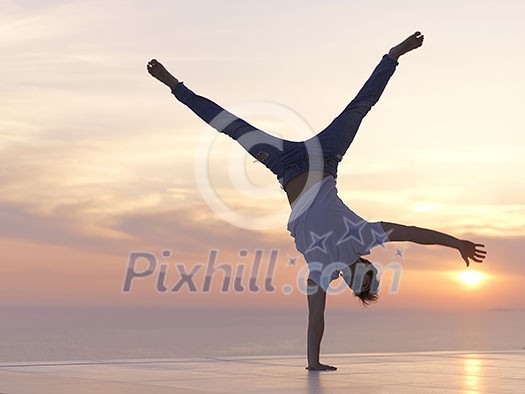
[463,357,483,392]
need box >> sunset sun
[457,271,485,287]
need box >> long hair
[354,258,380,307]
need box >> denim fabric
[173,54,398,188]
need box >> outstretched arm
[380,222,487,267]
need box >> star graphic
[286,255,298,267]
[337,216,368,247]
[393,247,406,259]
[370,227,391,249]
[306,231,332,254]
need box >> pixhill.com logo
[122,248,404,296]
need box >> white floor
[0,351,524,393]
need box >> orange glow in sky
[1,0,524,310]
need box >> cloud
[1,0,524,310]
[0,196,293,258]
[0,201,129,252]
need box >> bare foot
[388,31,424,60]
[147,59,179,89]
[306,363,337,371]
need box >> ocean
[1,307,523,362]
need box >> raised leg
[314,54,398,159]
[314,32,424,160]
[173,83,287,165]
[147,59,286,168]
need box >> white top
[287,176,389,290]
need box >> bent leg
[315,55,398,159]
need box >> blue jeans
[173,54,398,188]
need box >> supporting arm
[305,280,337,371]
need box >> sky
[1,0,524,310]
